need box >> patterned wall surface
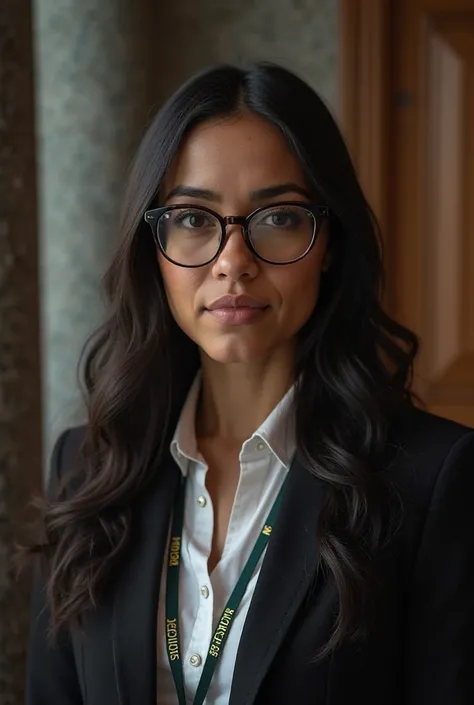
[33,0,160,461]
[155,0,338,108]
[35,0,338,461]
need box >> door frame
[338,0,391,239]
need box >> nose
[211,223,259,281]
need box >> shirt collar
[247,384,296,469]
[170,372,296,475]
[170,373,203,475]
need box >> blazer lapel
[111,453,180,705]
[229,458,328,705]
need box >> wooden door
[340,0,474,427]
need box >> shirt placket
[183,461,215,700]
[213,444,269,616]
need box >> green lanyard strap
[165,474,287,705]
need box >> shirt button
[256,441,266,452]
[189,653,202,667]
[197,495,207,508]
[200,585,209,599]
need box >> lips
[205,294,269,325]
[206,294,267,311]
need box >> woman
[26,63,474,705]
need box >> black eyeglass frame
[143,201,330,267]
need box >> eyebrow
[164,182,312,203]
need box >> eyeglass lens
[157,205,317,266]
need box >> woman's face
[158,112,329,365]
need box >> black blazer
[27,407,474,705]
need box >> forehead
[163,112,308,195]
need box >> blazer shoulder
[390,405,473,453]
[387,405,474,499]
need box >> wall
[155,0,338,108]
[33,0,160,460]
[1,2,43,701]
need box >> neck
[196,347,295,446]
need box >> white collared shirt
[156,374,296,704]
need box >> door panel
[392,1,474,426]
[340,0,474,427]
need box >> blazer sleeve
[405,430,474,705]
[26,429,83,705]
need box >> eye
[258,207,304,228]
[173,210,215,229]
[266,212,292,227]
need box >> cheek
[159,256,203,328]
[282,269,321,324]
[273,254,325,332]
[281,232,329,327]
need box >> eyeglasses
[144,202,329,267]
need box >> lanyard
[165,473,287,705]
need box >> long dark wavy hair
[27,62,418,657]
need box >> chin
[201,338,270,365]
